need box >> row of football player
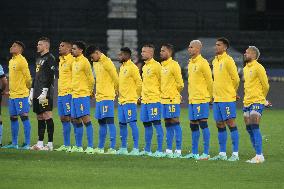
[0,37,270,163]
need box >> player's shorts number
[252,105,260,110]
[169,105,176,113]
[66,103,70,110]
[128,109,132,116]
[197,106,201,113]
[19,101,23,109]
[103,106,108,113]
[151,108,158,116]
[226,106,230,115]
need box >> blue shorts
[95,100,114,119]
[188,103,209,121]
[243,103,265,117]
[162,104,180,119]
[58,94,72,116]
[213,102,236,122]
[140,102,161,122]
[118,103,137,123]
[71,96,90,118]
[9,97,30,116]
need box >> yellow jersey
[141,58,161,103]
[71,54,95,98]
[93,54,118,102]
[243,60,269,107]
[212,52,240,102]
[161,57,184,104]
[9,54,32,99]
[118,59,142,104]
[188,54,213,104]
[58,53,74,96]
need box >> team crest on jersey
[147,68,151,75]
[39,59,45,65]
[250,70,253,77]
[193,65,197,72]
[219,63,223,70]
[123,69,127,75]
[162,68,168,74]
[12,64,16,70]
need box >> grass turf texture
[0,107,284,189]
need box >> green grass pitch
[0,107,284,189]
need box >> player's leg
[127,104,139,155]
[95,101,106,153]
[243,106,255,150]
[56,95,71,151]
[198,103,210,160]
[139,103,153,155]
[209,102,227,160]
[0,117,2,147]
[101,100,116,154]
[246,104,265,163]
[17,97,32,149]
[117,104,128,154]
[70,98,84,153]
[184,103,202,159]
[150,103,163,154]
[82,115,94,154]
[225,102,239,161]
[42,111,54,151]
[3,98,19,149]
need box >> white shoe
[246,155,265,164]
[42,144,53,151]
[30,144,44,151]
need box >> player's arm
[173,63,184,93]
[228,58,240,93]
[132,65,142,97]
[105,60,119,92]
[202,60,213,99]
[21,58,32,89]
[257,65,270,98]
[85,60,95,95]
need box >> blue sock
[174,123,182,151]
[119,123,128,148]
[62,121,71,146]
[165,123,175,150]
[85,122,93,148]
[190,123,199,154]
[229,126,239,153]
[218,127,227,153]
[108,123,116,149]
[251,124,262,155]
[0,123,3,144]
[75,123,83,147]
[144,122,153,152]
[98,121,107,149]
[129,121,139,149]
[22,118,31,145]
[200,121,210,155]
[246,124,255,150]
[72,122,77,144]
[153,121,163,152]
[11,118,19,145]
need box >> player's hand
[28,88,34,106]
[90,91,95,99]
[236,95,240,101]
[137,97,141,105]
[37,88,48,105]
[1,90,9,96]
[265,100,272,108]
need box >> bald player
[183,40,213,160]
